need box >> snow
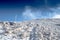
[0,19,60,40]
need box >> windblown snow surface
[0,19,60,40]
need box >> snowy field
[0,19,60,40]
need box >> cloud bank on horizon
[53,14,60,18]
[50,7,60,18]
[22,6,60,20]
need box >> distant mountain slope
[0,19,60,40]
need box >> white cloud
[22,6,60,20]
[22,6,37,20]
[53,14,60,18]
[50,6,60,18]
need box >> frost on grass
[0,19,60,40]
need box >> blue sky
[0,0,60,21]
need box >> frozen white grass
[0,19,60,40]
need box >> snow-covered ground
[0,19,60,40]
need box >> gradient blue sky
[0,0,60,21]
